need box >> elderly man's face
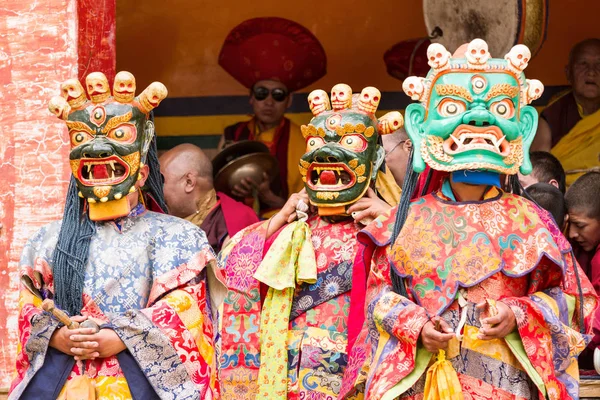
[382,134,411,187]
[250,80,292,127]
[569,44,600,100]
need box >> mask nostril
[481,121,490,126]
[326,156,338,163]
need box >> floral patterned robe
[218,215,362,399]
[341,184,598,400]
[10,206,224,399]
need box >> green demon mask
[299,84,403,216]
[49,71,168,221]
[402,39,544,175]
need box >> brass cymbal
[213,140,279,197]
[212,140,270,175]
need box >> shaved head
[567,38,600,102]
[568,38,600,66]
[159,144,214,218]
[160,143,213,183]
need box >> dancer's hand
[477,301,516,340]
[420,317,455,353]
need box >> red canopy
[219,17,327,91]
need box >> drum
[423,0,548,56]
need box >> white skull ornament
[48,96,71,120]
[85,72,110,103]
[402,76,426,101]
[525,79,544,104]
[427,43,451,71]
[113,71,137,103]
[138,82,168,114]
[466,39,490,69]
[357,87,381,114]
[60,78,87,108]
[331,83,352,111]
[505,44,531,73]
[308,89,331,116]
[377,111,404,135]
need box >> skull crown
[305,84,403,136]
[308,84,384,117]
[403,38,543,106]
[48,71,168,120]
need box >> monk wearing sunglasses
[218,17,327,217]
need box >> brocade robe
[10,206,224,399]
[217,215,363,399]
[341,184,598,400]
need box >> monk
[533,38,600,150]
[532,39,600,186]
[160,143,259,253]
[217,17,327,215]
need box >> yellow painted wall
[117,0,600,98]
[116,0,426,96]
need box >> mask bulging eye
[107,124,136,143]
[438,99,466,117]
[489,99,515,119]
[70,131,93,147]
[339,134,367,152]
[306,136,325,152]
[326,114,343,131]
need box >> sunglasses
[252,87,289,102]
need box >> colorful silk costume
[341,39,598,400]
[10,72,224,399]
[12,207,221,399]
[217,85,403,399]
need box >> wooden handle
[41,299,79,329]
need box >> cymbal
[212,140,270,176]
[214,152,279,197]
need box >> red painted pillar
[0,0,115,389]
[78,0,116,83]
